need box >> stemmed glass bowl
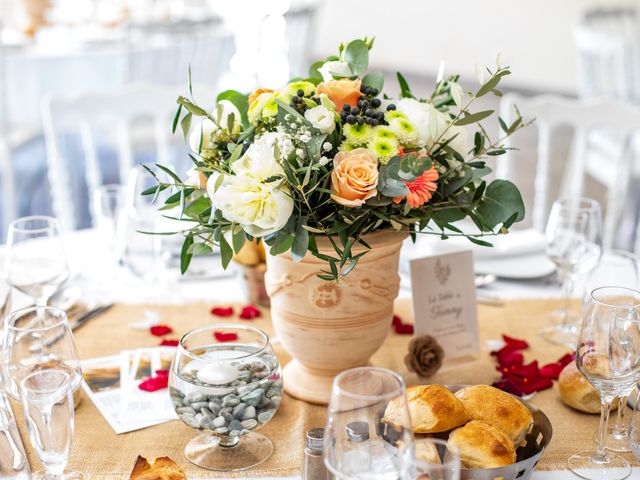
[169,324,282,471]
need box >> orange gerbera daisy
[393,167,439,208]
[392,148,439,208]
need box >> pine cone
[404,335,444,377]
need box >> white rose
[206,133,293,236]
[304,105,335,134]
[318,60,353,82]
[188,100,241,154]
[207,174,293,237]
[396,98,467,155]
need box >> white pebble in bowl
[197,363,240,385]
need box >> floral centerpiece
[146,38,529,403]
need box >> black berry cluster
[290,88,321,113]
[340,84,393,127]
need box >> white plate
[475,252,556,279]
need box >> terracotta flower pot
[265,230,407,405]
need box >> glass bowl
[169,324,282,471]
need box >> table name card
[410,250,479,363]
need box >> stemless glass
[324,367,414,480]
[569,286,640,480]
[6,216,70,307]
[93,184,127,270]
[20,370,82,479]
[169,324,282,471]
[541,198,603,347]
[2,307,82,403]
[584,250,640,452]
[411,438,460,480]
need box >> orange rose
[330,148,379,207]
[317,79,361,112]
[248,88,274,106]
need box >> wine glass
[20,369,82,479]
[93,184,127,271]
[169,324,282,471]
[2,307,82,404]
[411,438,460,480]
[584,250,640,452]
[6,216,70,308]
[324,367,414,480]
[541,198,603,347]
[569,286,640,480]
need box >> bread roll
[558,362,610,414]
[383,385,468,434]
[455,385,533,445]
[129,455,186,480]
[448,420,516,468]
[415,438,441,464]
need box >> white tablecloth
[1,229,637,479]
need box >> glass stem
[560,271,575,328]
[593,397,613,463]
[612,396,629,437]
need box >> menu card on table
[410,250,480,365]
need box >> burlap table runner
[11,299,640,478]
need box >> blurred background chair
[496,93,640,250]
[41,84,190,231]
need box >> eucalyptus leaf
[362,71,384,91]
[453,110,494,126]
[345,39,369,76]
[475,179,525,229]
[219,234,233,269]
[180,235,194,274]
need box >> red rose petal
[540,362,564,380]
[159,339,179,347]
[510,360,540,379]
[495,348,524,368]
[492,378,524,397]
[138,375,168,392]
[520,377,553,394]
[393,323,414,335]
[502,334,529,351]
[239,305,261,320]
[214,331,238,342]
[392,315,403,327]
[557,352,575,367]
[150,325,173,337]
[211,307,234,317]
[155,369,169,376]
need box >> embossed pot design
[265,231,407,405]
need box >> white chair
[122,17,232,86]
[41,83,189,231]
[496,94,640,248]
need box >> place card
[409,250,479,364]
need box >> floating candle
[196,362,240,385]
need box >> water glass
[583,250,640,452]
[2,307,82,402]
[411,438,460,480]
[568,286,640,480]
[542,198,603,347]
[93,184,127,269]
[324,367,414,480]
[6,216,70,307]
[20,369,82,479]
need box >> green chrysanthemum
[338,141,358,152]
[384,110,408,121]
[388,117,419,145]
[368,136,399,164]
[343,123,372,146]
[373,126,397,141]
[248,92,276,124]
